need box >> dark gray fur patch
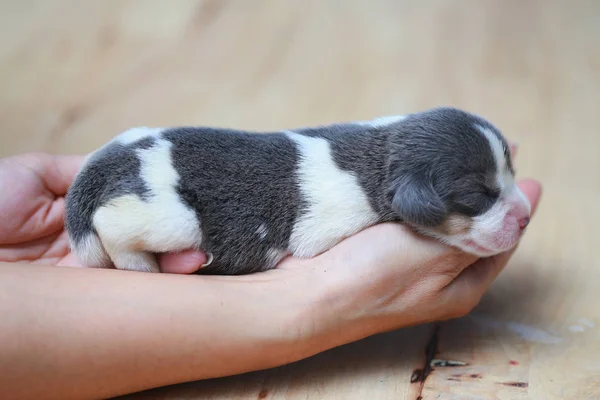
[64,136,156,247]
[163,127,304,275]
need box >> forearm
[0,262,343,400]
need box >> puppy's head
[387,107,531,257]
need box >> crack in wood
[412,324,440,399]
[498,381,529,388]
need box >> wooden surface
[2,1,600,398]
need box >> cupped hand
[0,153,207,273]
[272,142,539,333]
[274,178,541,338]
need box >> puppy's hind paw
[111,250,161,273]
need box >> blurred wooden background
[1,1,599,399]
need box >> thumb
[158,249,210,274]
[12,153,85,196]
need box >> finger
[0,232,60,263]
[59,249,210,273]
[508,142,518,160]
[15,153,85,197]
[29,196,67,244]
[0,194,69,246]
[56,252,90,268]
[46,154,86,196]
[442,179,542,302]
[158,249,209,274]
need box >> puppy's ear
[389,175,447,227]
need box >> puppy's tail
[64,161,112,268]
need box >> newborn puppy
[65,107,531,275]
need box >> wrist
[273,259,389,359]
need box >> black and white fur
[65,107,531,275]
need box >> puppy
[65,107,531,275]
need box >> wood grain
[1,1,599,398]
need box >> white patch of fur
[256,223,268,240]
[92,138,203,273]
[476,124,511,191]
[476,124,531,215]
[355,115,406,128]
[470,200,513,250]
[284,131,380,257]
[115,127,164,145]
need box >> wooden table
[2,1,599,398]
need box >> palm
[0,154,83,266]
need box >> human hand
[0,153,207,273]
[271,178,541,345]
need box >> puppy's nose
[518,217,530,230]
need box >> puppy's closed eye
[453,190,498,217]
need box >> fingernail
[201,252,214,268]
